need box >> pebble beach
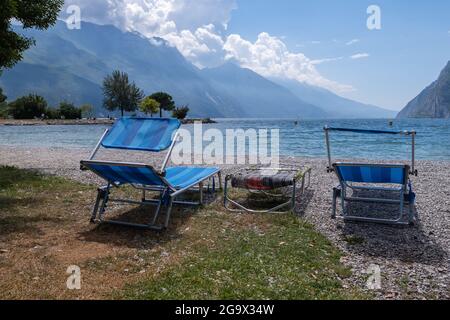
[0,145,449,299]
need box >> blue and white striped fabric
[102,118,181,152]
[83,162,164,186]
[166,167,220,189]
[334,164,408,184]
[81,161,219,189]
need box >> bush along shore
[0,118,216,126]
[1,80,209,124]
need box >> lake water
[1,118,449,160]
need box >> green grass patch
[123,213,364,300]
[0,165,90,233]
[0,165,88,194]
[0,166,366,299]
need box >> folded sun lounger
[81,118,221,231]
[224,167,311,213]
[324,126,417,226]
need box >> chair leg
[90,189,103,223]
[199,182,204,205]
[408,199,416,225]
[332,187,339,219]
[223,177,229,208]
[218,172,223,190]
[291,183,297,212]
[150,188,168,225]
[150,199,163,226]
[91,186,109,223]
[163,197,174,229]
[398,190,405,223]
[98,185,111,222]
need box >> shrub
[8,94,47,119]
[172,106,190,120]
[80,104,94,119]
[58,102,82,119]
[0,88,7,118]
[45,108,61,119]
[0,87,6,105]
[139,97,160,117]
[0,104,8,118]
[149,92,175,117]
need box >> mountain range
[397,61,450,119]
[0,21,395,119]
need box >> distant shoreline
[0,118,217,126]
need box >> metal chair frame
[81,122,221,231]
[224,167,311,214]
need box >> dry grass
[0,166,365,300]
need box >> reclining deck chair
[324,126,417,226]
[81,118,221,231]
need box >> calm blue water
[1,118,449,160]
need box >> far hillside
[0,21,394,119]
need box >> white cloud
[224,33,354,93]
[346,39,360,46]
[350,53,370,59]
[311,57,343,65]
[63,0,236,67]
[62,0,353,93]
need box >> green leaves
[15,0,64,29]
[102,70,144,117]
[0,0,63,70]
[0,87,6,104]
[172,105,190,119]
[149,92,175,117]
[139,97,160,117]
[7,93,47,119]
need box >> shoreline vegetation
[0,118,217,126]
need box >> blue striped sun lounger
[81,118,221,231]
[324,126,417,226]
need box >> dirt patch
[0,168,207,299]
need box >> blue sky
[64,0,450,111]
[226,0,450,110]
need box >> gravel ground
[1,145,449,299]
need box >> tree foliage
[0,87,6,104]
[102,70,144,117]
[0,0,64,71]
[149,92,175,117]
[0,87,7,118]
[139,97,160,117]
[172,106,190,120]
[8,94,47,119]
[80,104,94,119]
[58,101,81,119]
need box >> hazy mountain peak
[397,61,450,119]
[272,77,395,119]
[2,20,389,119]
